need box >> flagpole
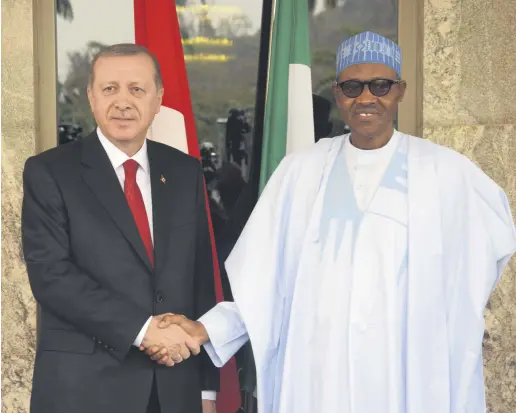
[248,0,275,201]
[241,0,275,412]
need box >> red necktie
[123,159,154,267]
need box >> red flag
[134,1,241,411]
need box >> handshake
[139,314,209,367]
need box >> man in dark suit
[21,44,219,413]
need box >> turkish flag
[134,1,242,412]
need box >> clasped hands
[139,313,208,367]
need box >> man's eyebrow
[99,80,120,86]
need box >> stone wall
[424,0,516,411]
[1,0,38,412]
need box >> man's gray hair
[89,43,163,89]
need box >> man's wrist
[195,321,210,345]
[133,316,153,347]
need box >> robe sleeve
[443,152,516,411]
[222,155,296,372]
[465,158,516,281]
[199,301,249,367]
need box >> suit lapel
[80,133,153,273]
[148,142,166,273]
[147,141,199,272]
[147,140,182,273]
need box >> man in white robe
[149,31,516,413]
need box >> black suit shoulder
[146,139,203,183]
[28,136,81,165]
[22,140,84,199]
[147,139,200,166]
[26,134,203,181]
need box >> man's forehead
[337,63,398,81]
[92,55,155,82]
[95,54,153,70]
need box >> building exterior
[2,0,515,412]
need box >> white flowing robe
[200,132,516,413]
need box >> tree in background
[58,42,106,136]
[56,0,73,21]
[308,0,338,14]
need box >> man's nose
[114,99,132,111]
[355,85,376,104]
[113,89,133,110]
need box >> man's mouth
[354,111,380,119]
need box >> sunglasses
[337,78,403,98]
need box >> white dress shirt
[97,128,216,400]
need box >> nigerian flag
[259,0,314,192]
[240,1,314,408]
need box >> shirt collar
[346,129,400,154]
[97,127,150,174]
[345,129,401,166]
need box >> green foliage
[58,42,106,134]
[56,0,74,21]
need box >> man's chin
[104,126,141,142]
[350,123,382,139]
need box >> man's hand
[160,314,210,344]
[140,315,200,366]
[142,314,209,365]
[202,399,217,413]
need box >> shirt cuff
[202,391,217,400]
[133,316,152,347]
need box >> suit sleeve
[193,163,221,393]
[21,156,150,361]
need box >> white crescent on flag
[147,106,189,154]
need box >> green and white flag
[241,1,313,403]
[259,0,314,192]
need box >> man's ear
[332,82,343,108]
[156,87,164,114]
[87,86,94,108]
[397,81,407,103]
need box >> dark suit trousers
[147,375,160,413]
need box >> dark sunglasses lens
[340,81,363,98]
[369,79,393,97]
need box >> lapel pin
[160,175,166,184]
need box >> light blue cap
[336,31,402,77]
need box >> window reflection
[179,0,265,301]
[179,0,262,177]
